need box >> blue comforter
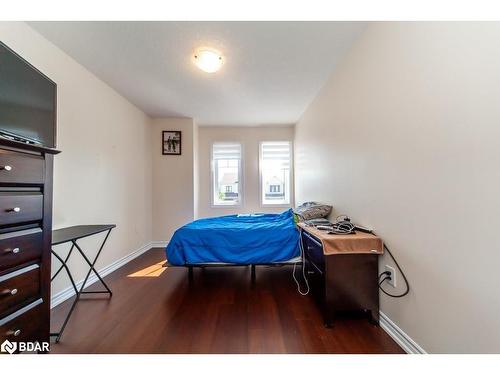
[165,209,300,265]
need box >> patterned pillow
[294,202,332,221]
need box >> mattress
[165,209,300,266]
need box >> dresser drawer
[0,265,40,317]
[0,229,43,272]
[0,193,43,226]
[0,150,44,184]
[0,299,43,344]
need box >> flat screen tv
[0,41,56,148]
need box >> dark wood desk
[50,224,115,342]
[298,223,382,327]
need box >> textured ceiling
[29,21,366,126]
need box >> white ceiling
[29,21,366,126]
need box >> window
[212,142,242,206]
[260,141,292,206]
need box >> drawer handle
[1,288,18,296]
[0,165,12,171]
[6,329,21,337]
[7,207,21,213]
[3,247,20,255]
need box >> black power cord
[379,270,391,280]
[377,243,410,298]
[329,215,355,235]
[338,216,410,297]
[311,214,410,298]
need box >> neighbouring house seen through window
[270,184,280,193]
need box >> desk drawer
[305,256,326,302]
[0,150,44,184]
[0,299,43,344]
[303,232,325,273]
[0,265,40,317]
[0,193,43,226]
[0,230,43,272]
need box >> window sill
[260,204,292,208]
[211,204,243,209]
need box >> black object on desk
[50,224,115,342]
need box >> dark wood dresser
[0,138,59,348]
[299,223,382,327]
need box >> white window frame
[211,142,244,208]
[259,141,293,207]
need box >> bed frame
[165,258,301,283]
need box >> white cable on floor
[293,235,310,296]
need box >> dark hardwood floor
[50,248,404,354]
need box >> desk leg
[323,302,335,328]
[50,229,114,343]
[51,285,82,343]
[73,233,113,296]
[50,249,78,296]
[188,266,194,283]
[51,243,75,282]
[368,309,380,325]
[50,249,82,343]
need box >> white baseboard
[380,311,427,354]
[50,241,156,309]
[151,241,168,248]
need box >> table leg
[50,249,79,296]
[50,285,82,343]
[51,243,75,282]
[72,229,113,295]
[50,228,114,342]
[188,266,194,283]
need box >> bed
[165,209,301,280]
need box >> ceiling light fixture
[193,48,223,73]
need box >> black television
[0,41,56,148]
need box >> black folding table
[50,224,116,342]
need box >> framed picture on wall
[162,131,182,155]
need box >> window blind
[261,142,291,168]
[213,143,242,160]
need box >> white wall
[0,22,153,296]
[152,117,195,241]
[295,22,500,353]
[197,126,294,218]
